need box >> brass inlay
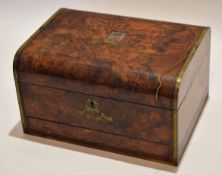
[172,27,209,162]
[78,99,113,122]
[97,31,129,47]
[13,8,65,129]
[107,31,126,41]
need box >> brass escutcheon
[78,99,113,122]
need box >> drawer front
[21,82,172,145]
[28,117,169,160]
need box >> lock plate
[78,99,113,122]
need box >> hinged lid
[14,8,209,110]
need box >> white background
[0,0,222,174]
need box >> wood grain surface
[13,8,210,165]
[16,8,204,109]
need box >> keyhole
[90,101,95,109]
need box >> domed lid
[14,8,209,110]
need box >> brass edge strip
[13,8,65,129]
[173,27,209,162]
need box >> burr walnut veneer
[13,8,210,165]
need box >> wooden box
[13,8,210,165]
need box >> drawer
[28,117,169,160]
[21,82,172,145]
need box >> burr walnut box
[13,8,210,165]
